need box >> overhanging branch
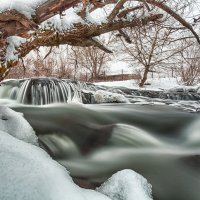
[18,13,163,57]
[0,0,80,40]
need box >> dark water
[10,103,200,200]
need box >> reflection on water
[9,103,200,200]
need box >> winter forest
[0,0,200,200]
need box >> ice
[0,107,153,200]
[94,90,129,103]
[98,169,153,200]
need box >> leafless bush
[179,64,200,86]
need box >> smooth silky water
[0,78,200,200]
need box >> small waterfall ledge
[0,78,88,105]
[0,78,200,111]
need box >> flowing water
[1,78,200,200]
[0,78,86,104]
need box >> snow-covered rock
[0,106,37,145]
[94,90,129,103]
[98,169,153,200]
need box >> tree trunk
[139,66,149,87]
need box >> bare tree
[119,4,197,87]
[68,36,113,81]
[7,47,74,79]
[178,40,200,85]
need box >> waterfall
[1,78,200,107]
[0,78,87,105]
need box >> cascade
[0,78,87,105]
[1,78,200,109]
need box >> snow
[95,78,181,91]
[86,8,108,25]
[94,90,129,103]
[0,0,47,19]
[0,130,87,200]
[40,6,110,32]
[106,61,133,75]
[41,8,84,32]
[6,36,27,62]
[0,106,153,200]
[0,106,37,145]
[98,169,153,200]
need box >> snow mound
[0,130,109,200]
[98,169,153,200]
[94,90,129,103]
[0,106,37,145]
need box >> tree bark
[0,0,79,39]
[139,66,150,87]
[34,0,80,24]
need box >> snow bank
[0,106,37,145]
[0,106,153,200]
[98,169,153,200]
[94,90,129,103]
[95,78,180,91]
[0,129,109,200]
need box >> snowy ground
[94,78,199,91]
